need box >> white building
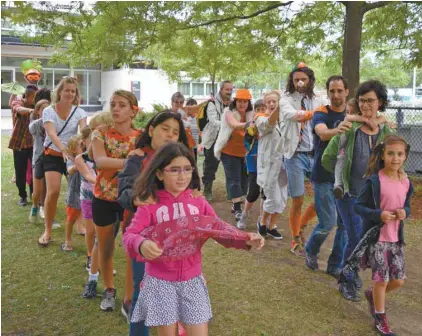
[1,21,217,116]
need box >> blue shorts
[285,152,313,198]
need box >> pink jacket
[123,189,250,282]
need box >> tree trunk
[342,2,365,96]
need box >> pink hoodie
[123,189,250,282]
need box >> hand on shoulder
[128,148,145,157]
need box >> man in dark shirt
[305,76,351,279]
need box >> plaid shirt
[8,97,33,150]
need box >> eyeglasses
[163,166,194,176]
[358,98,378,106]
[172,100,184,105]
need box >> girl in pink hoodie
[123,142,264,336]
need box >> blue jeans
[285,152,313,198]
[220,153,248,199]
[306,182,346,271]
[129,259,149,336]
[336,195,363,266]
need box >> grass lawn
[2,134,422,336]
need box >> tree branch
[181,1,294,30]
[362,1,389,14]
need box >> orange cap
[235,89,252,100]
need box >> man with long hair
[278,63,327,258]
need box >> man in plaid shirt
[8,85,37,206]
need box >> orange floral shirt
[92,127,140,201]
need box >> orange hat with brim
[235,89,252,100]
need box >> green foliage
[133,103,168,129]
[2,1,421,89]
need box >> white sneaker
[39,206,45,219]
[236,212,248,230]
[52,220,61,229]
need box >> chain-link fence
[384,107,422,175]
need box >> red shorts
[66,205,81,223]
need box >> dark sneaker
[100,288,116,311]
[234,210,242,221]
[85,256,92,272]
[365,288,376,318]
[326,268,341,280]
[256,222,267,237]
[354,273,363,289]
[333,186,344,200]
[374,313,396,336]
[305,252,319,270]
[267,227,283,240]
[82,280,98,299]
[204,183,213,202]
[339,281,360,302]
[121,300,132,324]
[18,197,27,206]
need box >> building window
[206,83,218,96]
[192,83,204,96]
[88,71,101,105]
[177,82,190,96]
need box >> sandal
[38,234,51,247]
[76,231,86,236]
[61,243,73,252]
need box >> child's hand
[128,148,145,157]
[140,240,163,260]
[133,196,156,207]
[381,211,397,223]
[245,233,265,250]
[386,120,397,129]
[365,118,377,131]
[395,208,406,220]
[191,189,203,198]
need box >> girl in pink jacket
[123,142,264,336]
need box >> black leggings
[246,172,260,203]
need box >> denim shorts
[284,152,313,197]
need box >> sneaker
[339,281,360,302]
[121,300,132,324]
[234,210,242,222]
[256,222,267,237]
[82,280,98,299]
[365,288,376,318]
[29,206,39,223]
[52,220,61,229]
[267,227,283,240]
[374,313,396,336]
[326,267,341,280]
[100,288,116,311]
[18,197,27,207]
[204,183,213,202]
[333,186,344,200]
[305,252,319,271]
[291,242,306,258]
[39,206,45,219]
[85,256,92,272]
[354,273,363,289]
[236,212,248,230]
